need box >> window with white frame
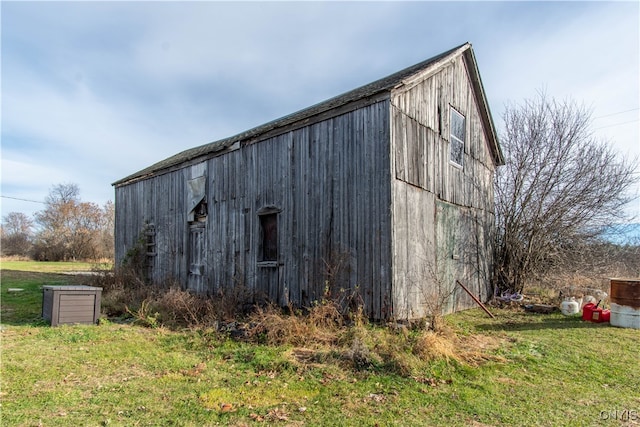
[450,108,465,167]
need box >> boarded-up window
[187,176,206,222]
[450,108,465,167]
[260,213,278,262]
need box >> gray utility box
[42,285,102,326]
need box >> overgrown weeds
[90,266,152,317]
[247,301,346,347]
[243,301,500,378]
[89,267,248,329]
[89,266,500,379]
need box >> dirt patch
[456,333,508,365]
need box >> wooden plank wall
[115,167,190,284]
[390,54,497,317]
[390,180,437,319]
[115,101,393,319]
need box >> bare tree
[99,200,115,260]
[494,92,639,293]
[1,212,34,256]
[46,182,81,205]
[33,183,113,261]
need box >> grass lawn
[1,259,110,274]
[1,263,639,426]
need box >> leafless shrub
[126,299,160,328]
[420,272,458,333]
[209,284,256,322]
[320,250,367,320]
[121,287,221,329]
[89,265,255,328]
[495,91,639,293]
[321,250,351,292]
[91,266,154,317]
[153,288,217,328]
[401,254,459,332]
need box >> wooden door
[188,223,206,293]
[435,201,461,314]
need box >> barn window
[450,107,465,167]
[258,207,280,263]
[187,176,206,222]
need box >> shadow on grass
[1,269,86,326]
[473,312,611,332]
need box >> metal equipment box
[42,285,102,326]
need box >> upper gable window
[450,108,465,168]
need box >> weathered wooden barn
[113,42,504,320]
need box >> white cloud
[2,156,73,188]
[473,2,639,218]
[2,1,639,221]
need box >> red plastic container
[582,303,610,323]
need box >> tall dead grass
[90,266,153,317]
[244,300,503,377]
[413,329,460,362]
[91,267,504,378]
[89,267,250,328]
[248,302,346,347]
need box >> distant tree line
[1,183,114,261]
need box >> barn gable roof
[114,42,502,187]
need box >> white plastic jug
[561,297,580,315]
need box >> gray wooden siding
[391,56,495,211]
[390,55,496,317]
[390,181,437,319]
[114,52,499,320]
[115,101,393,318]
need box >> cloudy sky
[2,1,639,222]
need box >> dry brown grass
[245,301,504,379]
[92,267,505,376]
[413,328,506,366]
[0,255,33,262]
[151,287,218,328]
[534,272,610,295]
[91,265,259,328]
[248,301,346,347]
[456,334,508,366]
[413,330,460,362]
[91,267,154,317]
[522,271,619,310]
